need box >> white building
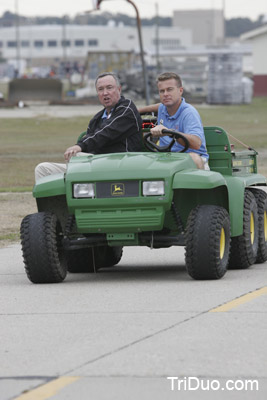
[0,24,192,69]
[241,25,267,96]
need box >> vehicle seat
[204,126,232,175]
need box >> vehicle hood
[66,152,196,181]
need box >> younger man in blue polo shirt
[140,72,209,170]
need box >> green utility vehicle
[20,118,267,283]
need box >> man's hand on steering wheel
[150,124,167,137]
[144,125,190,153]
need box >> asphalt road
[0,244,266,400]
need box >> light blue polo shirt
[158,98,209,159]
[102,108,113,119]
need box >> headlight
[73,183,95,198]
[142,181,165,196]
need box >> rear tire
[250,189,267,263]
[101,246,123,268]
[67,247,98,273]
[185,205,230,280]
[20,212,67,283]
[67,246,123,273]
[228,190,259,269]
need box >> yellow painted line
[210,286,267,313]
[14,376,80,400]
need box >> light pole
[155,2,160,74]
[125,0,150,104]
[90,0,150,104]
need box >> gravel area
[0,103,103,119]
[0,192,37,248]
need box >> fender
[33,173,66,198]
[173,169,226,189]
[172,171,244,236]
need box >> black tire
[185,205,230,280]
[20,212,67,283]
[101,246,123,268]
[67,246,123,273]
[228,190,259,269]
[250,189,267,263]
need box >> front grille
[75,207,164,233]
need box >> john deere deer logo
[111,183,125,196]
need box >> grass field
[199,97,267,176]
[199,97,267,149]
[0,97,267,191]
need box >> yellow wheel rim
[220,228,225,259]
[264,210,267,241]
[250,212,255,244]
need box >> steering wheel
[143,129,189,153]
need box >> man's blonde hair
[157,72,182,87]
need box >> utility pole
[62,15,67,62]
[222,0,226,44]
[15,0,20,77]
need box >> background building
[0,10,263,103]
[0,24,192,71]
[173,9,224,45]
[241,25,267,96]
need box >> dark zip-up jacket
[77,96,143,154]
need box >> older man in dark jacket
[35,73,142,181]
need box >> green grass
[0,116,90,190]
[198,97,267,177]
[198,97,267,149]
[0,98,267,191]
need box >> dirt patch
[0,192,37,248]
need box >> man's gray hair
[95,72,121,87]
